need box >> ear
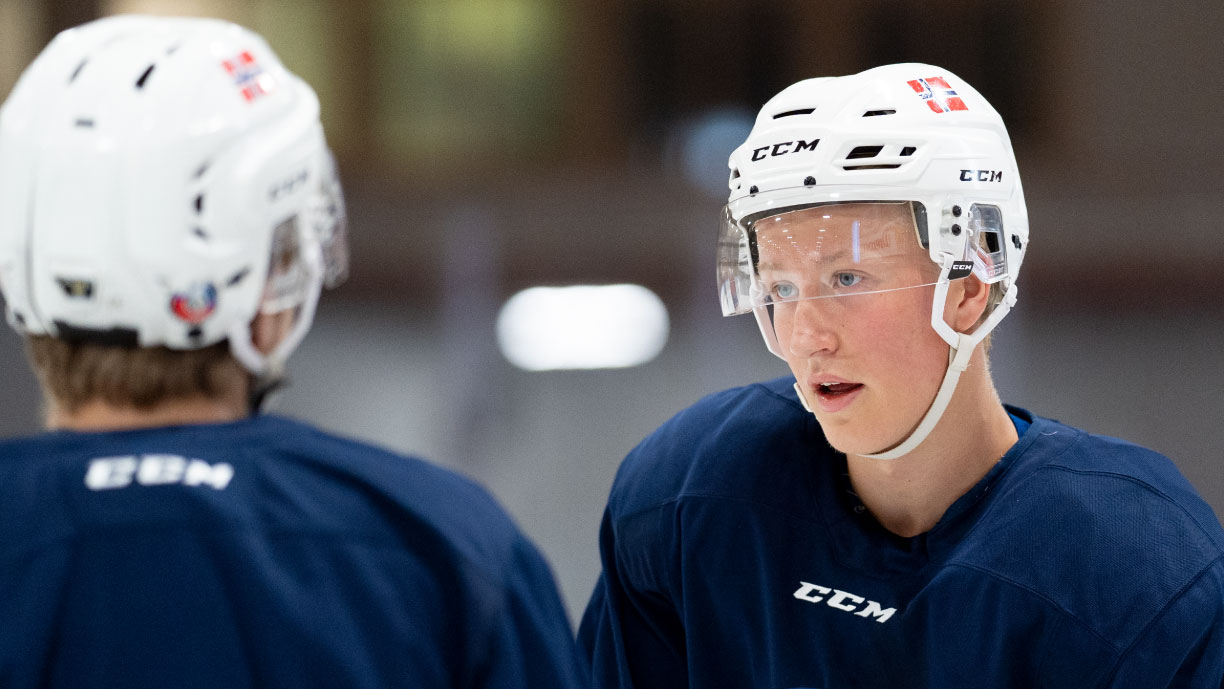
[250,309,298,355]
[943,275,991,333]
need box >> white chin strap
[794,269,1018,461]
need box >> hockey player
[0,15,584,687]
[579,64,1224,687]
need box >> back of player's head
[0,15,348,390]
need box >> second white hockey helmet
[0,15,348,376]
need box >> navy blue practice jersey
[580,377,1224,688]
[0,415,585,689]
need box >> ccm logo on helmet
[752,139,820,161]
[269,167,310,202]
[948,261,974,280]
[960,169,1003,182]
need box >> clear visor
[312,150,349,289]
[261,216,313,314]
[718,200,944,317]
[718,198,1008,318]
[259,153,349,314]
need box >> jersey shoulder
[1004,414,1223,553]
[246,416,533,573]
[607,376,821,521]
[956,413,1224,647]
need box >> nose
[777,297,840,358]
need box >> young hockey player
[0,15,584,688]
[580,64,1224,688]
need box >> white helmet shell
[0,15,347,375]
[726,63,1026,300]
[722,64,1029,459]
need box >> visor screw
[952,205,962,217]
[1012,234,1022,249]
[803,176,816,186]
[749,185,759,195]
[951,224,962,236]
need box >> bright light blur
[497,284,669,371]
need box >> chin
[818,417,904,457]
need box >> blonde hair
[25,335,247,413]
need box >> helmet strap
[858,264,1018,460]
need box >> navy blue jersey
[0,415,585,688]
[579,377,1224,688]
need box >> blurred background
[1,0,1221,625]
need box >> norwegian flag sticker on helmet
[221,50,275,102]
[907,76,968,114]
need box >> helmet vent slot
[772,108,815,119]
[862,109,896,117]
[900,146,917,156]
[192,227,209,240]
[846,145,883,159]
[135,64,156,89]
[194,194,204,214]
[69,59,88,83]
[193,162,210,179]
[227,268,251,287]
[74,118,94,128]
[843,164,902,171]
[980,229,1001,254]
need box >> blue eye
[834,273,863,288]
[772,282,798,299]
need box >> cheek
[858,295,948,377]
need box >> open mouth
[817,382,863,397]
[811,381,864,413]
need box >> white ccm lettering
[85,455,234,491]
[793,582,831,603]
[793,581,896,623]
[826,589,864,612]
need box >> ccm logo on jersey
[85,454,234,491]
[960,169,1003,182]
[751,139,820,161]
[793,581,896,623]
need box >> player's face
[755,202,949,456]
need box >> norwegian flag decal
[907,76,968,114]
[221,50,274,102]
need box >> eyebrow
[757,248,851,273]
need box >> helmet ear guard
[721,64,1027,459]
[0,15,348,381]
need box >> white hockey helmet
[718,64,1028,459]
[0,15,348,377]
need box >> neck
[846,348,1017,538]
[47,393,250,432]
